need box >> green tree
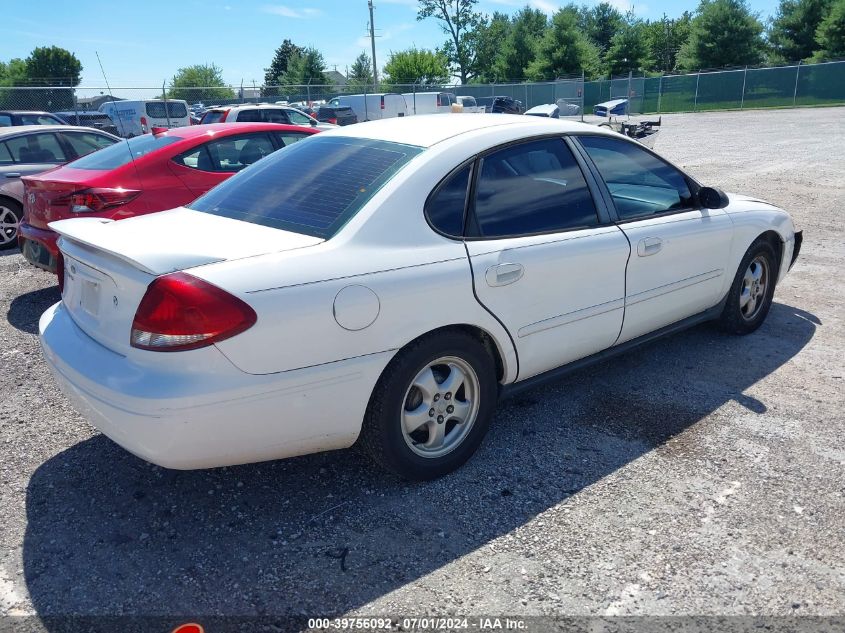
[383,48,450,87]
[0,59,28,86]
[769,0,832,61]
[527,6,601,80]
[499,7,547,80]
[580,3,625,54]
[24,46,82,86]
[264,39,303,85]
[643,13,692,72]
[167,64,235,102]
[280,48,330,85]
[348,52,374,90]
[417,0,485,83]
[678,0,765,70]
[472,12,512,82]
[605,16,653,75]
[813,0,845,58]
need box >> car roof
[0,125,116,138]
[156,122,316,140]
[326,113,610,148]
[0,110,55,115]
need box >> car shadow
[22,302,818,626]
[7,286,60,335]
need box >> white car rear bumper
[39,301,392,469]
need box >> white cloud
[261,4,323,18]
[355,21,415,50]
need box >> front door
[576,134,734,344]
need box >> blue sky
[6,0,780,95]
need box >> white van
[99,99,190,137]
[328,94,407,122]
[402,91,457,115]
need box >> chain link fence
[1,60,842,128]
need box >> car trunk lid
[23,167,121,229]
[52,207,323,354]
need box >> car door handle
[486,262,524,287]
[5,173,21,179]
[637,237,663,257]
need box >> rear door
[169,132,277,197]
[3,132,68,178]
[575,134,734,344]
[461,137,630,380]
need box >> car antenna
[95,51,143,181]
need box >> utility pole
[368,0,378,90]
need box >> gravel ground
[0,107,843,631]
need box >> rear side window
[261,109,290,124]
[273,132,311,146]
[0,115,11,127]
[470,138,597,238]
[578,135,693,220]
[145,102,188,119]
[5,133,67,163]
[426,164,471,236]
[69,134,179,170]
[190,136,423,239]
[201,110,226,124]
[18,114,63,125]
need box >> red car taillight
[69,188,141,213]
[219,110,229,122]
[140,116,149,133]
[130,272,257,352]
[327,117,337,124]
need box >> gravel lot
[1,107,843,631]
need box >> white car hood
[50,207,323,275]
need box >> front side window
[190,136,422,239]
[470,138,598,238]
[5,133,67,163]
[0,142,13,164]
[273,132,311,147]
[261,109,290,124]
[174,134,276,172]
[578,135,694,220]
[426,164,471,236]
[285,109,313,126]
[61,131,117,157]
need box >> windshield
[67,134,180,170]
[190,136,423,239]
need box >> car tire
[359,330,498,481]
[718,237,778,335]
[0,198,22,251]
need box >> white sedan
[39,115,802,480]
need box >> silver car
[0,125,119,250]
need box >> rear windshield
[68,134,180,170]
[190,136,423,239]
[201,110,227,124]
[145,102,189,119]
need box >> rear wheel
[718,238,777,334]
[359,331,498,480]
[0,199,22,251]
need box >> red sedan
[19,122,319,273]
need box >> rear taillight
[140,116,148,133]
[130,272,257,352]
[327,117,337,124]
[219,110,229,122]
[380,96,385,110]
[69,188,141,213]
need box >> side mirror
[310,119,317,127]
[699,186,730,209]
